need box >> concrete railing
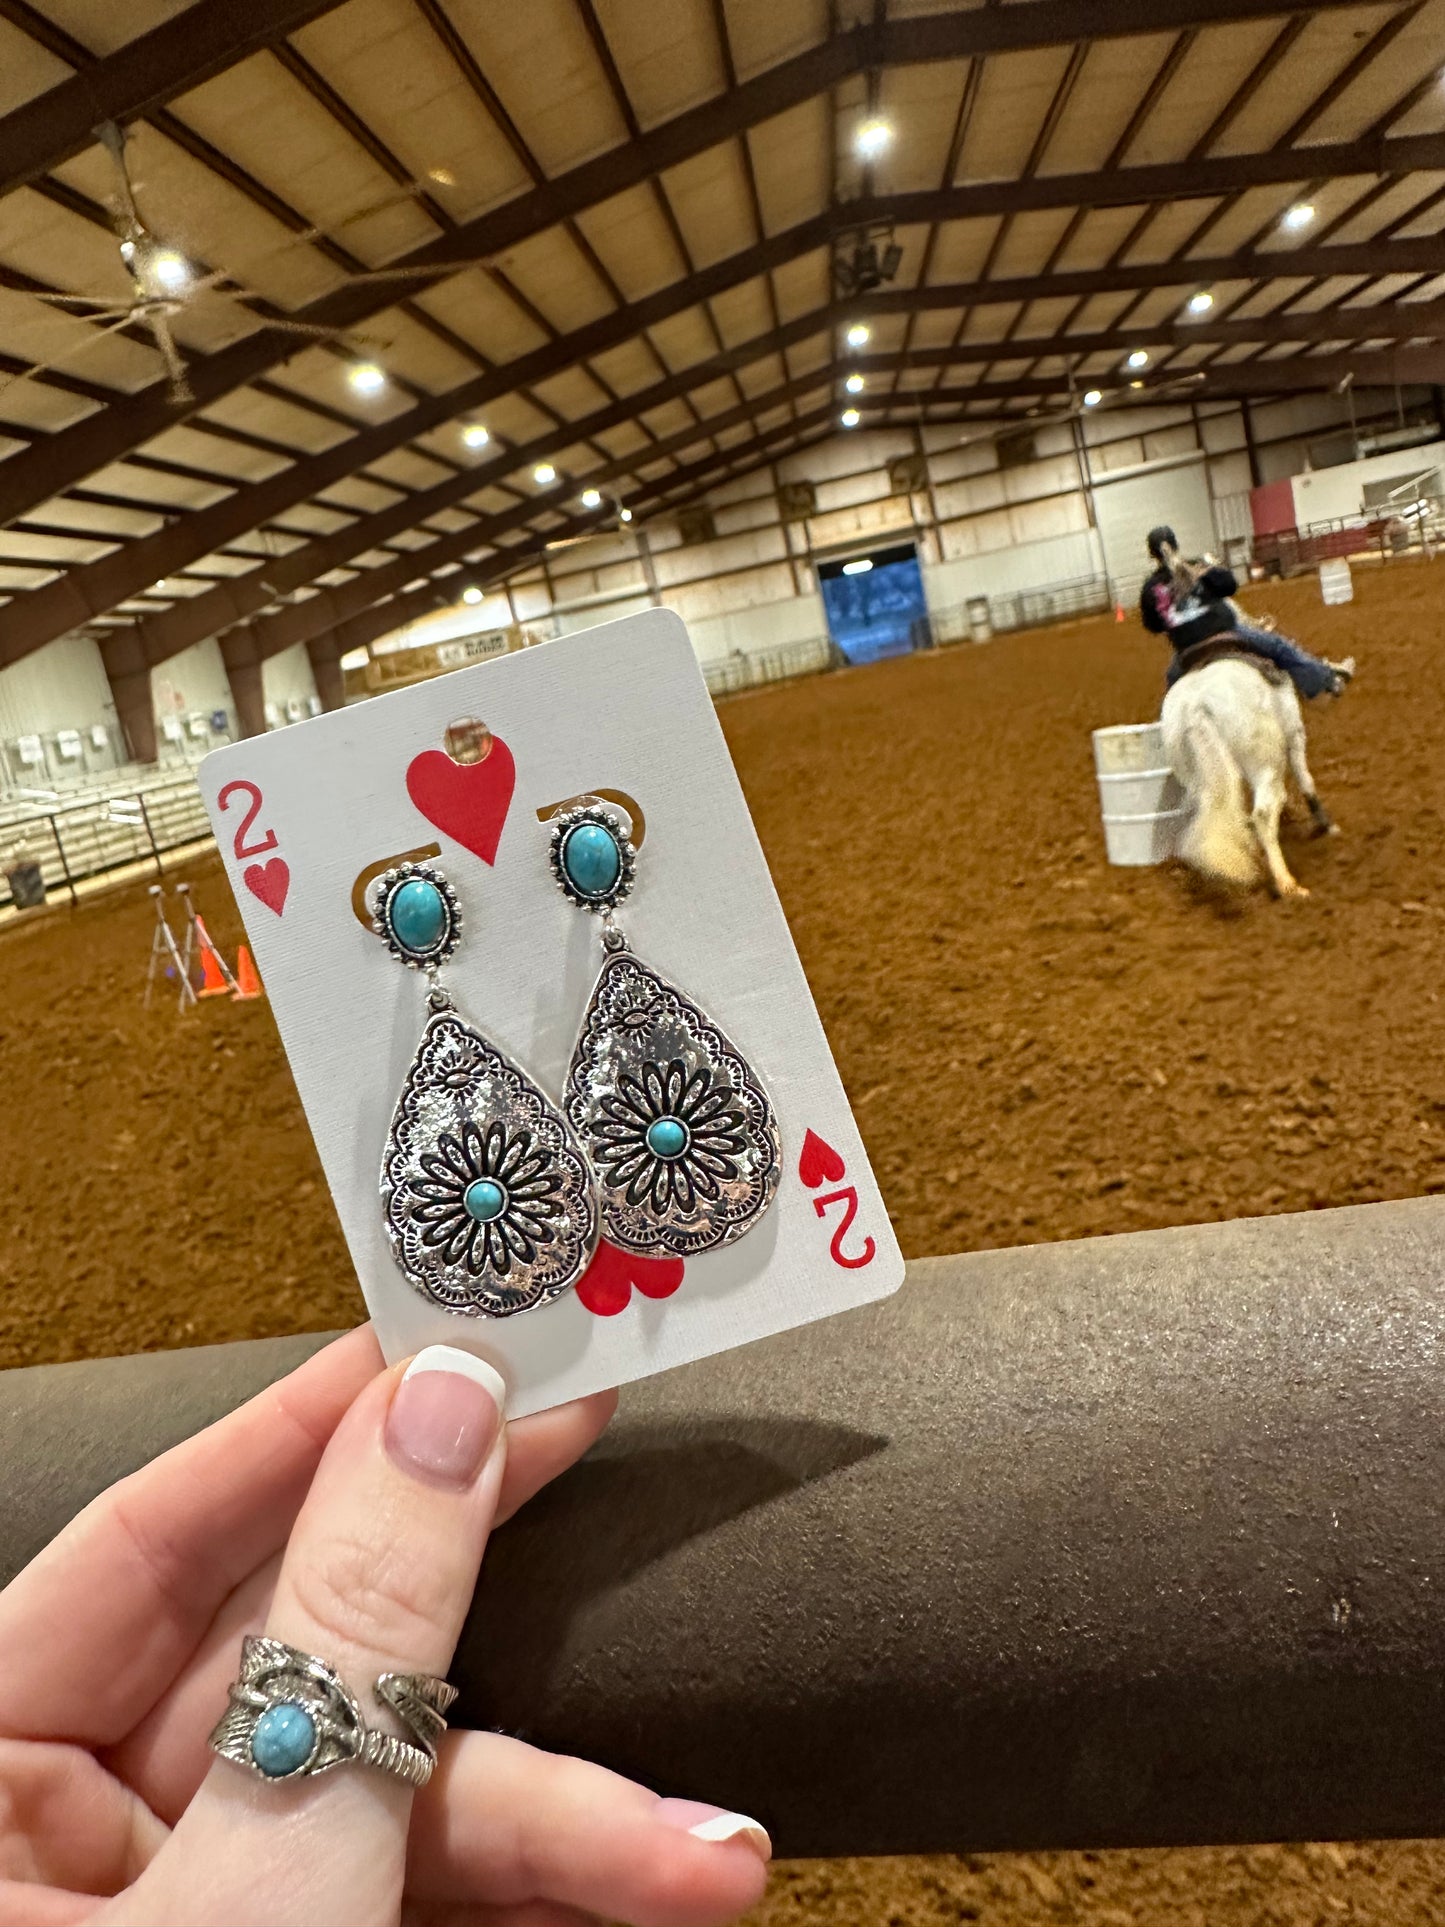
[5,1195,1443,1857]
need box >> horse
[1160,655,1335,898]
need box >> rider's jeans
[1167,624,1338,700]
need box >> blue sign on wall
[818,542,929,664]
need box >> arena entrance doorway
[818,542,928,664]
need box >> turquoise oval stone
[464,1177,506,1222]
[250,1701,316,1777]
[646,1116,688,1159]
[389,877,447,954]
[563,822,621,897]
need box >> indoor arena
[2,3,1444,1924]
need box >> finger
[124,1347,507,1927]
[406,1906,601,1927]
[0,1736,166,1898]
[0,1881,97,1925]
[408,1732,769,1927]
[407,1905,600,1927]
[0,1326,381,1744]
[111,1389,617,1823]
[493,1389,615,1526]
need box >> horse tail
[1173,702,1257,886]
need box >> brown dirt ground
[2,557,1443,1922]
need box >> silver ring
[210,1635,457,1788]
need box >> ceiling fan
[2,121,415,406]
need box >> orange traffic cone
[234,945,264,1001]
[1115,603,1126,623]
[196,917,233,997]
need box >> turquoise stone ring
[250,1700,317,1777]
[211,1635,459,1789]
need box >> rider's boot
[1324,654,1356,693]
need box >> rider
[1139,526,1354,700]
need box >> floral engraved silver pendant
[566,949,781,1256]
[382,1009,598,1316]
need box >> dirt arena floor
[2,556,1443,1921]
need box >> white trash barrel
[1091,722,1186,866]
[1319,556,1353,604]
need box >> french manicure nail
[686,1812,772,1860]
[385,1345,505,1489]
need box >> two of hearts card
[200,609,902,1417]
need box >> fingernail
[385,1345,505,1489]
[659,1803,771,1861]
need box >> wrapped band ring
[210,1635,457,1789]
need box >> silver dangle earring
[550,806,781,1256]
[374,861,598,1317]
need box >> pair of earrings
[373,804,781,1318]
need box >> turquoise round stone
[646,1116,688,1159]
[464,1177,506,1222]
[389,877,447,954]
[250,1701,316,1777]
[563,822,621,897]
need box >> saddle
[1172,633,1290,687]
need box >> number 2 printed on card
[218,779,289,916]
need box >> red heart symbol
[405,736,515,866]
[576,1239,685,1317]
[243,856,289,916]
[798,1128,846,1189]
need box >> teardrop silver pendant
[375,863,598,1318]
[549,805,780,1257]
[566,945,781,1256]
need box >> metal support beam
[0,0,345,198]
[0,9,1420,526]
[847,349,1445,412]
[3,233,1437,671]
[5,1196,1445,1855]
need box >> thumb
[116,1346,507,1927]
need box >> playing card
[199,608,902,1416]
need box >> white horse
[1161,657,1334,897]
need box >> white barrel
[1101,807,1188,866]
[1092,720,1166,774]
[1092,722,1185,866]
[1096,765,1183,816]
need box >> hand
[0,1330,771,1926]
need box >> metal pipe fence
[699,572,1116,698]
[0,776,212,910]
